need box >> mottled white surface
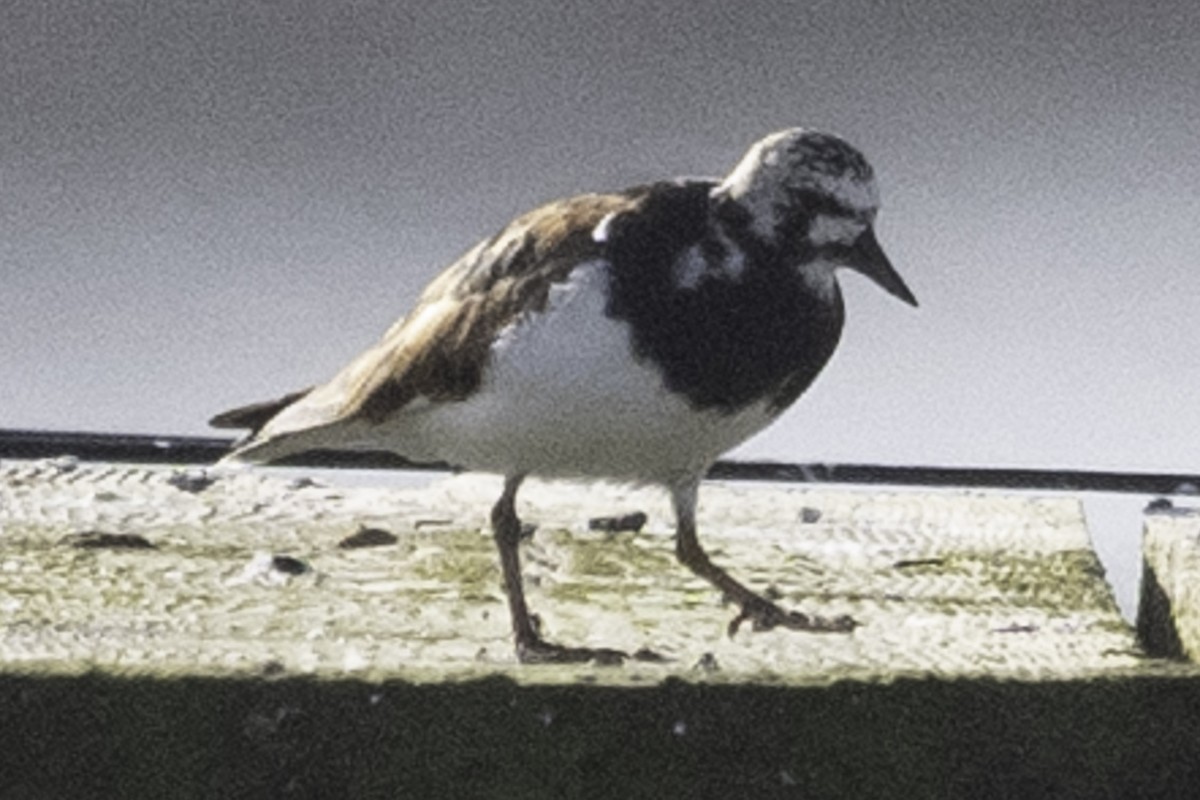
[0,459,1146,683]
[1142,510,1200,658]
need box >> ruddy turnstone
[211,128,918,664]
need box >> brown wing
[336,191,640,424]
[211,190,643,449]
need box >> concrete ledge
[1,459,1138,680]
[3,459,1197,796]
[1138,508,1200,660]
[5,669,1200,799]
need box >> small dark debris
[763,584,784,601]
[167,468,217,493]
[1145,498,1200,517]
[64,531,156,550]
[893,558,946,569]
[588,511,648,534]
[590,650,625,667]
[260,660,287,677]
[414,518,453,529]
[993,623,1038,634]
[270,555,309,575]
[338,526,398,549]
[286,476,323,490]
[693,652,720,673]
[631,647,670,663]
[519,522,538,541]
[799,507,822,524]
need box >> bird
[210,127,918,665]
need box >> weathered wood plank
[1,459,1137,682]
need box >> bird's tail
[210,386,359,468]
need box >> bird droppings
[46,455,79,473]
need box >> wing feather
[211,191,642,460]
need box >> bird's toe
[728,598,858,637]
[516,638,627,666]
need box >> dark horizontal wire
[1,428,1196,496]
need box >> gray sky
[3,0,1197,472]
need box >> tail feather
[209,388,313,436]
[211,386,347,466]
[217,419,368,467]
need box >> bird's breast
[606,250,846,414]
[377,260,784,482]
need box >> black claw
[727,599,858,637]
[517,638,627,666]
[515,639,669,666]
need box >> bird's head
[712,128,917,306]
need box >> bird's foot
[516,636,667,666]
[727,596,857,637]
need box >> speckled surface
[1139,508,1200,660]
[0,458,1143,683]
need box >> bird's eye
[786,188,853,219]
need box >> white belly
[373,261,781,484]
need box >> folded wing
[211,191,641,464]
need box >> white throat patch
[671,233,746,290]
[807,213,867,247]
